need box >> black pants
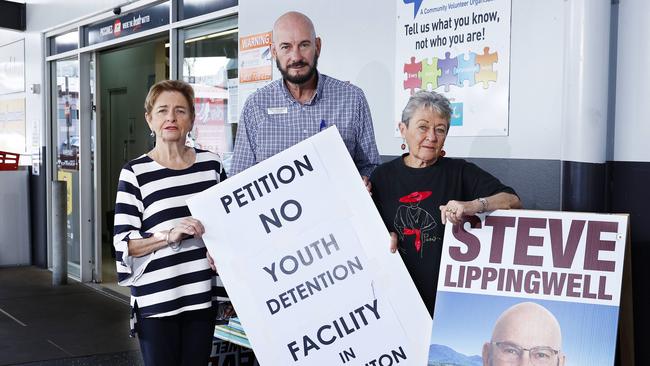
[136,306,216,366]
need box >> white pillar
[615,0,650,162]
[560,0,611,211]
[561,0,611,164]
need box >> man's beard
[277,54,319,85]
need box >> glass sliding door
[97,37,168,293]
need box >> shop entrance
[97,37,169,295]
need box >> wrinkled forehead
[492,316,562,349]
[411,106,449,126]
[273,15,316,43]
[152,91,189,108]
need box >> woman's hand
[440,193,522,225]
[127,217,206,257]
[439,200,479,225]
[169,217,205,243]
[389,232,398,253]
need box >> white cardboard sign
[188,127,430,365]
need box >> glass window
[182,18,238,170]
[49,31,78,56]
[55,59,80,171]
[180,0,238,20]
[52,57,81,277]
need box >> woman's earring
[150,130,154,137]
[401,139,406,150]
[440,149,446,157]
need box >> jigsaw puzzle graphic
[475,47,498,89]
[419,57,441,90]
[455,52,479,87]
[437,52,458,92]
[402,47,499,94]
[403,56,422,95]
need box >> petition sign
[188,127,430,365]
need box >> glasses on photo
[492,341,560,366]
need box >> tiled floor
[0,266,142,366]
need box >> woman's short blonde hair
[144,80,195,120]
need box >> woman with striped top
[113,80,227,366]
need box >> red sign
[113,19,122,37]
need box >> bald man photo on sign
[482,302,566,366]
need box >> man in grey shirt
[230,11,381,187]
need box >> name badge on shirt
[267,107,288,115]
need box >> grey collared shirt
[230,73,381,177]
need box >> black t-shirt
[370,154,516,316]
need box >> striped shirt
[113,149,228,328]
[230,72,381,177]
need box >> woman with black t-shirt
[370,91,521,316]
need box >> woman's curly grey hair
[401,90,452,127]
